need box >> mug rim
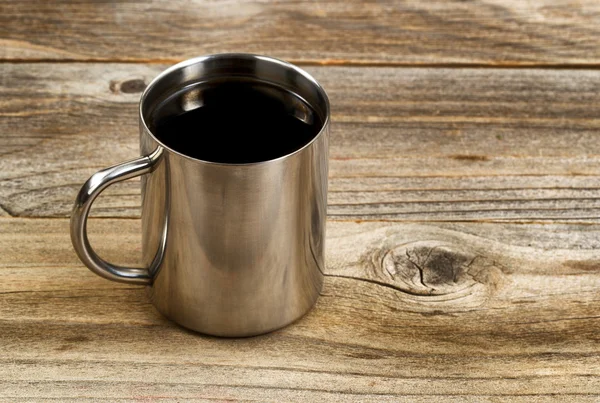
[138,53,330,166]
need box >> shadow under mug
[70,54,330,337]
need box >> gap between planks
[3,58,600,70]
[3,217,600,225]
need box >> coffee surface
[150,80,322,163]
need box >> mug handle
[70,149,162,285]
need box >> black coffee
[150,80,322,163]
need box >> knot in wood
[381,240,502,297]
[109,78,147,94]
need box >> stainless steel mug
[70,54,329,337]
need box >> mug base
[146,283,322,338]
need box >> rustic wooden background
[1,0,600,401]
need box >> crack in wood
[405,249,432,291]
[323,273,430,297]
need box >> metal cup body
[138,54,329,336]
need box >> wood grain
[1,217,599,400]
[1,0,600,65]
[3,0,598,400]
[1,63,600,221]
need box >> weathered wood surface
[1,217,600,400]
[1,0,600,65]
[1,63,600,221]
[2,0,600,399]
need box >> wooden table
[2,1,600,401]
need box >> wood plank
[1,217,600,400]
[1,1,600,65]
[1,63,600,221]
